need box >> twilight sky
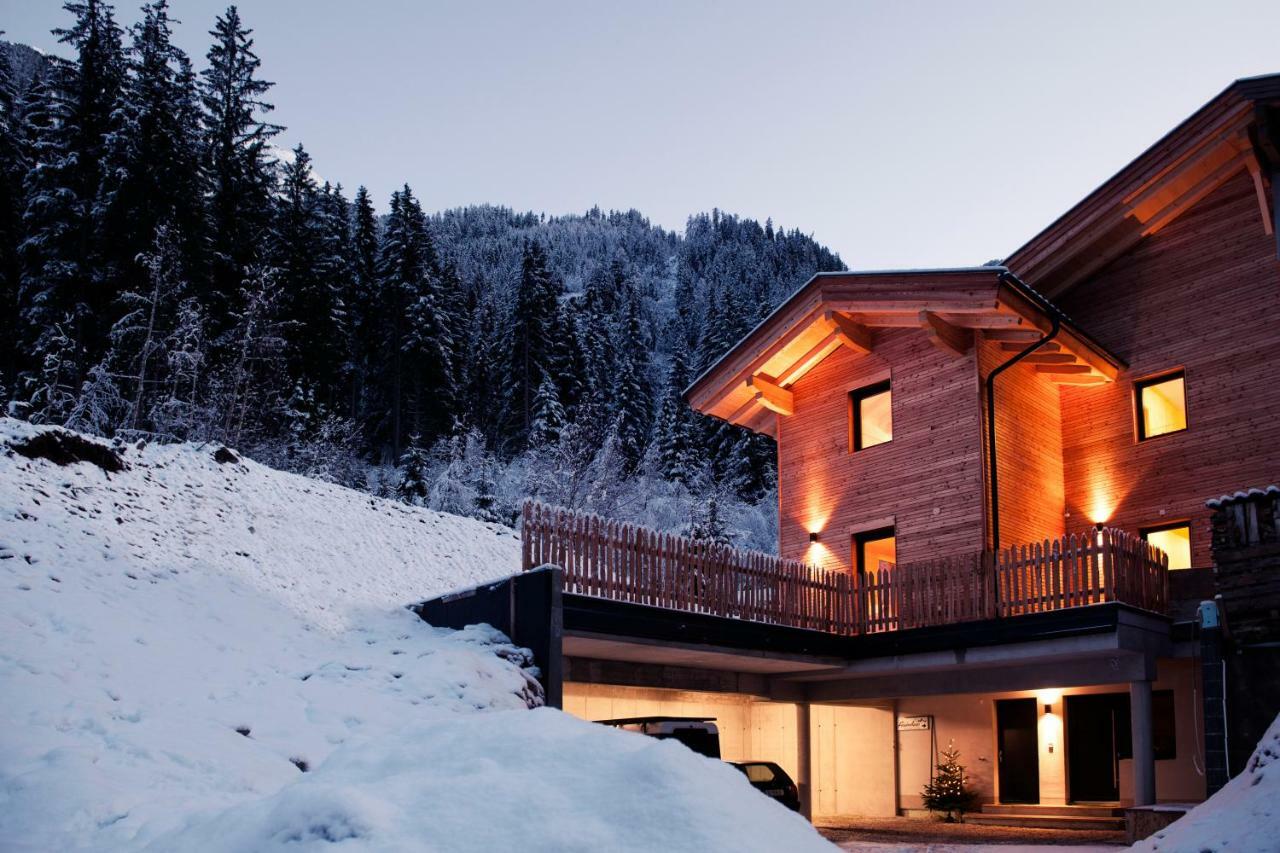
[5,0,1279,267]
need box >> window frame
[849,379,893,452]
[1134,369,1188,442]
[1140,520,1193,570]
[853,525,896,575]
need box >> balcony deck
[520,501,1169,636]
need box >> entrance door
[1066,693,1130,802]
[996,698,1039,803]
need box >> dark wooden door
[1067,694,1128,801]
[996,698,1039,803]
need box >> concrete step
[967,813,1125,831]
[981,803,1126,818]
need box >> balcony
[520,501,1170,635]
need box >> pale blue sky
[5,0,1278,266]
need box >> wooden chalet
[419,75,1280,829]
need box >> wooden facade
[687,75,1280,576]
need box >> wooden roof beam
[984,328,1045,343]
[1000,340,1061,353]
[774,330,843,388]
[1141,153,1249,236]
[1020,352,1078,364]
[748,374,794,416]
[1034,363,1094,375]
[1050,374,1109,386]
[824,299,1000,314]
[823,310,872,353]
[919,310,972,357]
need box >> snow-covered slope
[0,420,834,852]
[1132,712,1280,853]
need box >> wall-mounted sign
[897,715,931,731]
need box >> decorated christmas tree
[921,741,980,822]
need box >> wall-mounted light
[1044,703,1053,715]
[809,531,821,543]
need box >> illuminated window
[854,527,896,574]
[1136,371,1186,440]
[1141,522,1192,570]
[851,380,892,451]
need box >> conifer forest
[0,2,845,548]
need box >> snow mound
[1132,712,1280,853]
[0,420,835,852]
[150,708,830,853]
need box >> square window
[1141,522,1192,570]
[1136,371,1186,440]
[851,380,892,451]
[854,527,896,574]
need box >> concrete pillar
[796,702,813,819]
[1130,680,1156,806]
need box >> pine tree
[19,1,127,417]
[99,0,204,306]
[921,741,980,822]
[201,4,280,340]
[654,346,695,482]
[504,240,560,448]
[396,436,431,506]
[0,33,26,398]
[107,222,189,434]
[271,144,344,404]
[528,371,565,447]
[612,295,651,475]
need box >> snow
[0,419,835,852]
[1131,712,1280,853]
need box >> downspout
[986,271,1062,552]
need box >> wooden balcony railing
[520,501,1169,636]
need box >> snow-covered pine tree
[107,222,188,434]
[528,371,565,447]
[921,741,980,822]
[149,293,206,439]
[654,345,695,482]
[375,185,453,454]
[98,0,204,311]
[271,144,344,407]
[612,295,651,475]
[216,265,287,448]
[396,435,431,506]
[19,2,126,417]
[504,240,560,449]
[200,4,280,342]
[0,34,25,399]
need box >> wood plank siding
[777,328,985,572]
[1054,171,1280,568]
[978,343,1067,549]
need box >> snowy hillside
[1132,712,1280,853]
[0,420,834,852]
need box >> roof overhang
[684,267,1123,436]
[1006,73,1280,297]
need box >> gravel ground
[817,817,1126,849]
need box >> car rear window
[742,764,777,783]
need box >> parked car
[595,716,721,758]
[730,761,801,812]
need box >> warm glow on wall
[1036,689,1062,709]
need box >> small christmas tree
[921,741,980,822]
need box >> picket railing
[520,501,1169,636]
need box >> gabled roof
[684,267,1122,436]
[1005,73,1280,296]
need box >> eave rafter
[687,270,1123,434]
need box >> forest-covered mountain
[0,3,844,549]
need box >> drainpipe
[986,272,1062,552]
